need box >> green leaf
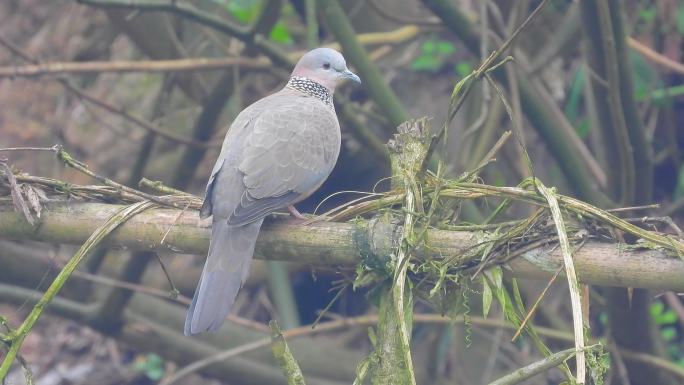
[269,22,292,45]
[422,40,436,53]
[638,7,657,24]
[482,276,493,318]
[436,41,455,55]
[227,0,262,23]
[649,301,664,317]
[678,6,684,34]
[148,353,163,365]
[455,62,473,78]
[482,267,503,319]
[564,67,584,127]
[133,353,165,380]
[368,326,377,347]
[575,119,590,139]
[411,55,442,71]
[449,72,475,105]
[413,38,455,72]
[511,278,526,315]
[489,266,503,290]
[629,49,661,101]
[429,264,448,298]
[661,326,677,342]
[353,356,372,385]
[146,366,164,381]
[659,310,678,324]
[640,84,684,102]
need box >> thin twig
[65,83,222,148]
[621,216,683,237]
[607,204,659,213]
[422,0,550,173]
[0,147,60,152]
[488,346,596,385]
[0,147,201,209]
[53,146,188,209]
[0,35,219,149]
[0,57,269,77]
[628,37,684,75]
[161,309,684,385]
[76,0,252,40]
[139,178,202,198]
[511,266,563,342]
[75,266,187,303]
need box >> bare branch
[0,201,683,291]
[0,57,269,77]
[0,35,220,148]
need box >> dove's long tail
[184,218,263,336]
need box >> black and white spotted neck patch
[286,76,333,107]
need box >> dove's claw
[287,205,307,220]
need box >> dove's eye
[323,63,331,70]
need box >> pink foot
[287,205,307,220]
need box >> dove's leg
[287,205,307,220]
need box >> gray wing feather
[199,158,224,218]
[199,108,256,219]
[228,191,300,226]
[233,100,339,221]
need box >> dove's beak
[343,69,361,83]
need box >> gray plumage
[185,48,360,335]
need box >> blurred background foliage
[1,0,684,384]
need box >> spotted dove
[184,48,361,335]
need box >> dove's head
[292,48,361,92]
